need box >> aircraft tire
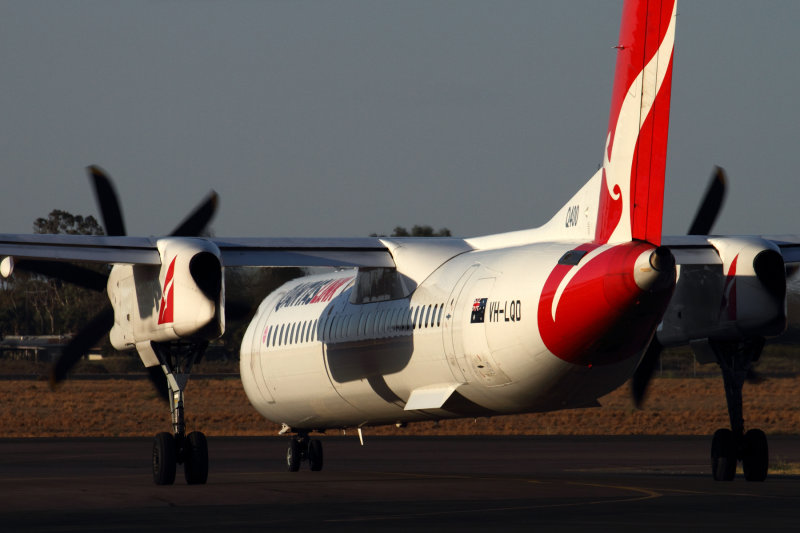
[711,428,737,481]
[184,431,209,485]
[153,432,177,485]
[287,439,301,472]
[308,439,323,472]
[742,429,768,482]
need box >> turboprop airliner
[1,0,798,485]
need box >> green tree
[0,210,107,337]
[33,210,104,236]
[371,225,452,238]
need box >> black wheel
[287,439,301,472]
[711,428,737,481]
[184,431,209,485]
[308,439,323,472]
[153,432,177,485]
[742,428,768,482]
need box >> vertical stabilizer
[596,0,676,246]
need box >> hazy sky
[1,1,798,239]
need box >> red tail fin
[596,0,676,246]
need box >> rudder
[595,0,676,246]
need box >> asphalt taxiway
[1,436,798,532]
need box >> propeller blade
[688,166,727,235]
[88,165,126,236]
[746,367,766,385]
[146,366,170,403]
[169,191,219,237]
[50,305,115,387]
[632,337,662,408]
[14,259,107,292]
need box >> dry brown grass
[1,376,798,438]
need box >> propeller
[88,165,126,236]
[631,337,662,408]
[688,166,727,236]
[39,166,218,396]
[11,259,107,292]
[631,167,728,408]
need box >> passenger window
[378,310,389,335]
[432,304,438,327]
[335,316,346,340]
[289,323,296,344]
[437,304,444,327]
[358,313,368,336]
[412,307,420,329]
[300,321,307,343]
[312,319,318,341]
[425,304,432,328]
[348,314,359,338]
[323,315,334,341]
[279,324,285,346]
[330,316,338,341]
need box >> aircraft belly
[319,330,460,425]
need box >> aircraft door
[250,307,276,404]
[457,276,512,386]
[442,264,478,383]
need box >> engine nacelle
[108,238,225,357]
[710,237,787,336]
[659,237,786,345]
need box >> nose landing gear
[286,432,324,472]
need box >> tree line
[0,211,108,337]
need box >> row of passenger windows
[262,303,446,348]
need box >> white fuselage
[240,242,654,430]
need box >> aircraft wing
[0,234,396,269]
[662,235,800,264]
[3,233,799,269]
[212,237,395,267]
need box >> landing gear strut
[150,341,209,485]
[286,432,324,472]
[709,338,768,482]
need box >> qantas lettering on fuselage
[274,276,355,311]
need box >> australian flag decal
[470,298,487,323]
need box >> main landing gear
[150,341,209,485]
[708,338,769,482]
[285,432,324,472]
